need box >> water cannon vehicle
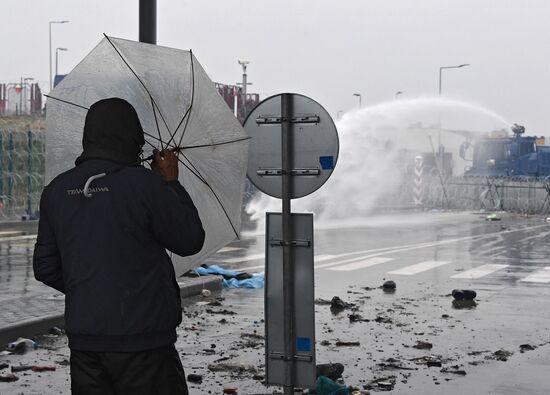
[462,124,550,178]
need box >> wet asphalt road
[1,211,550,394]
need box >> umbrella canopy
[46,36,249,276]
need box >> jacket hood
[76,98,145,166]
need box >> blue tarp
[195,264,264,288]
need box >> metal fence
[0,129,45,220]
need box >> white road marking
[0,235,36,243]
[314,223,550,270]
[388,260,450,275]
[520,267,550,283]
[219,253,264,264]
[327,257,394,272]
[237,254,339,272]
[217,246,244,253]
[451,264,509,279]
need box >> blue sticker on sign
[296,337,312,352]
[319,156,334,170]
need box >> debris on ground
[31,365,56,372]
[10,365,32,373]
[488,349,514,362]
[374,315,393,324]
[5,338,36,354]
[364,376,396,391]
[187,373,203,383]
[316,363,344,381]
[205,308,237,315]
[195,264,264,288]
[413,340,433,350]
[309,375,349,395]
[485,213,501,221]
[382,280,396,291]
[348,313,370,323]
[451,289,477,300]
[0,373,18,382]
[48,326,64,336]
[452,299,478,309]
[0,362,8,370]
[330,296,356,313]
[377,358,417,371]
[207,362,258,374]
[335,340,361,347]
[409,355,445,367]
[519,344,537,353]
[440,366,467,375]
[223,387,238,394]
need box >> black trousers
[70,345,189,395]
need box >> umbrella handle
[83,173,107,198]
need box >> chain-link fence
[0,129,45,220]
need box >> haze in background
[2,0,550,135]
[246,97,511,226]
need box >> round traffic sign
[244,93,339,199]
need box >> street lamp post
[55,48,68,77]
[49,20,69,92]
[438,63,469,96]
[353,93,362,108]
[437,63,469,172]
[23,77,34,114]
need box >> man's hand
[151,149,179,182]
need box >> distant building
[214,82,260,124]
[0,82,42,116]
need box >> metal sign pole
[281,93,296,394]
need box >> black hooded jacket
[33,98,205,352]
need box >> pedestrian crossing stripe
[520,267,550,283]
[388,260,450,275]
[451,264,509,279]
[327,257,394,272]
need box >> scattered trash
[205,308,237,315]
[348,313,369,323]
[316,363,344,381]
[0,363,8,370]
[452,299,477,309]
[335,340,360,347]
[374,315,393,324]
[382,280,396,290]
[0,373,18,382]
[364,376,396,391]
[410,355,445,367]
[195,264,264,288]
[451,289,477,300]
[309,375,349,395]
[377,358,416,371]
[31,365,56,372]
[320,340,331,346]
[489,349,514,362]
[413,341,433,350]
[187,373,203,383]
[223,387,238,394]
[315,298,332,305]
[440,366,466,375]
[201,289,212,297]
[55,359,70,366]
[519,344,537,353]
[485,213,501,221]
[11,365,32,373]
[207,363,257,374]
[330,296,356,313]
[5,338,36,354]
[48,326,64,336]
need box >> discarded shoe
[451,289,477,300]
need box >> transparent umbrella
[46,36,250,276]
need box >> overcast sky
[3,0,550,133]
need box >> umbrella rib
[174,50,196,149]
[180,152,239,239]
[103,34,174,145]
[150,98,164,150]
[181,136,251,150]
[176,156,208,186]
[45,95,89,111]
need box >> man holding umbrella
[33,98,205,394]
